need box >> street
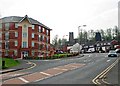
[2,53,119,85]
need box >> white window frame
[46,30,49,35]
[43,27,45,32]
[14,50,17,56]
[32,25,34,29]
[22,42,27,48]
[5,32,9,40]
[38,35,41,41]
[15,23,18,28]
[46,45,49,51]
[15,32,18,37]
[32,33,34,38]
[23,32,27,38]
[5,50,9,56]
[46,37,49,43]
[42,35,44,41]
[32,50,34,56]
[39,26,42,32]
[32,41,34,47]
[15,41,18,46]
[5,23,9,30]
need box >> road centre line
[18,77,29,83]
[40,72,51,76]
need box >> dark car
[108,50,118,57]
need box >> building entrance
[21,51,28,59]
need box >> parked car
[108,50,118,57]
[86,48,95,53]
[115,49,120,57]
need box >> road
[2,53,119,85]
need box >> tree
[58,38,62,48]
[100,29,105,40]
[61,38,67,45]
[52,35,58,48]
[106,28,112,41]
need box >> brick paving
[2,63,85,85]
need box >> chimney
[69,32,74,45]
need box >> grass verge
[0,57,20,69]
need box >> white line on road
[89,55,91,57]
[107,60,110,62]
[18,77,29,83]
[40,72,51,76]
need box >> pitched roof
[1,15,52,30]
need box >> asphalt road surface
[2,53,119,85]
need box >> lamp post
[78,25,87,54]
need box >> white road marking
[89,55,91,57]
[107,60,110,62]
[105,55,107,57]
[40,72,51,76]
[18,77,29,83]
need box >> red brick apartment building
[0,15,52,59]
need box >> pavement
[0,59,32,74]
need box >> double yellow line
[92,58,119,85]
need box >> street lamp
[78,25,87,54]
[78,25,87,44]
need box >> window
[32,50,34,56]
[14,50,17,56]
[38,35,41,41]
[15,32,18,37]
[23,32,27,37]
[0,23,2,29]
[46,37,49,43]
[5,32,9,40]
[15,41,18,46]
[15,23,18,28]
[5,50,9,56]
[0,51,2,56]
[47,53,49,57]
[40,35,43,41]
[39,26,42,32]
[43,28,45,32]
[5,23,9,30]
[42,35,44,41]
[0,32,2,39]
[32,33,34,38]
[22,42,27,48]
[5,41,9,49]
[46,45,49,51]
[32,25,34,29]
[0,42,2,48]
[39,44,43,50]
[32,41,34,47]
[46,30,49,35]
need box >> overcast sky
[0,0,119,42]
